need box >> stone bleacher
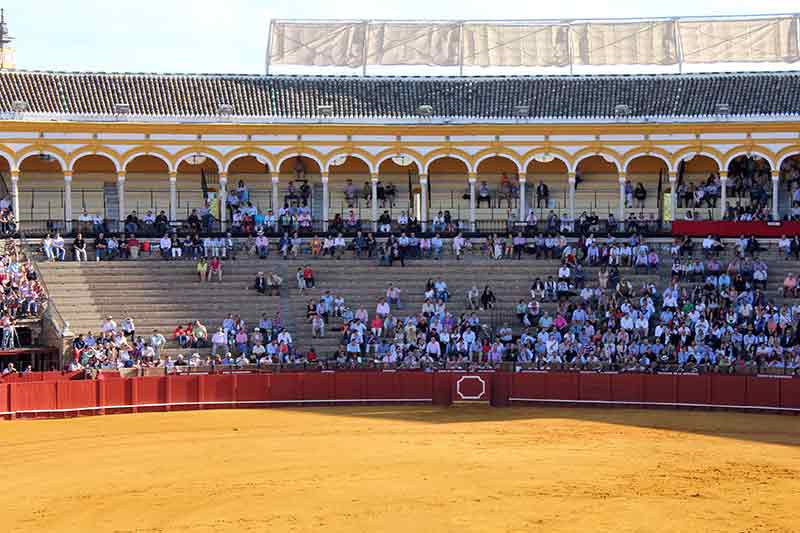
[34,238,796,362]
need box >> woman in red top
[209,256,223,282]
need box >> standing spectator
[536,180,549,208]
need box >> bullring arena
[2,11,800,533]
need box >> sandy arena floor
[1,406,799,532]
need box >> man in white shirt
[211,328,228,355]
[160,234,172,259]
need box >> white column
[321,172,329,232]
[772,171,780,220]
[669,172,677,220]
[271,172,280,211]
[568,172,576,221]
[10,169,19,218]
[370,174,379,231]
[618,174,626,222]
[719,173,728,219]
[116,171,126,225]
[218,173,228,231]
[468,173,477,232]
[168,171,177,224]
[63,171,73,233]
[518,175,526,222]
[419,174,429,230]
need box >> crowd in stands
[0,239,46,349]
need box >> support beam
[271,172,280,212]
[169,171,177,225]
[617,174,626,223]
[518,175,526,222]
[321,173,329,232]
[568,172,576,221]
[668,171,677,221]
[117,171,126,226]
[419,174,429,230]
[218,172,228,232]
[772,170,780,220]
[371,174,379,232]
[9,169,19,218]
[63,171,73,233]
[468,173,477,232]
[719,172,727,220]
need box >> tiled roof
[1,70,799,121]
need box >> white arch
[777,151,800,172]
[223,152,272,174]
[123,151,174,172]
[573,152,622,173]
[473,153,523,174]
[724,151,775,171]
[17,150,67,170]
[0,147,16,170]
[275,153,325,174]
[324,152,375,174]
[623,152,674,173]
[375,153,423,172]
[676,151,723,172]
[68,151,121,173]
[175,152,223,171]
[423,153,473,174]
[522,153,570,173]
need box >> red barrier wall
[672,220,800,238]
[509,372,799,413]
[1,371,798,420]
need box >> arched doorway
[71,154,119,233]
[780,153,800,215]
[176,155,221,230]
[124,154,172,233]
[727,154,772,219]
[427,156,470,227]
[625,155,669,220]
[575,155,620,219]
[475,155,521,224]
[377,156,420,226]
[327,155,372,230]
[525,156,569,220]
[278,155,321,224]
[227,155,271,214]
[18,152,65,231]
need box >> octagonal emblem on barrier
[456,375,486,400]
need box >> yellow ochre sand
[2,406,799,532]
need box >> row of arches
[1,142,799,176]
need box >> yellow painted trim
[119,146,175,171]
[374,147,425,171]
[620,147,673,172]
[422,148,473,173]
[67,144,122,171]
[775,145,800,168]
[173,146,225,170]
[15,144,68,169]
[273,147,326,172]
[519,147,572,171]
[472,147,524,172]
[222,147,275,172]
[670,146,724,170]
[322,147,377,173]
[572,147,623,171]
[721,145,778,169]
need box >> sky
[1,0,799,74]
